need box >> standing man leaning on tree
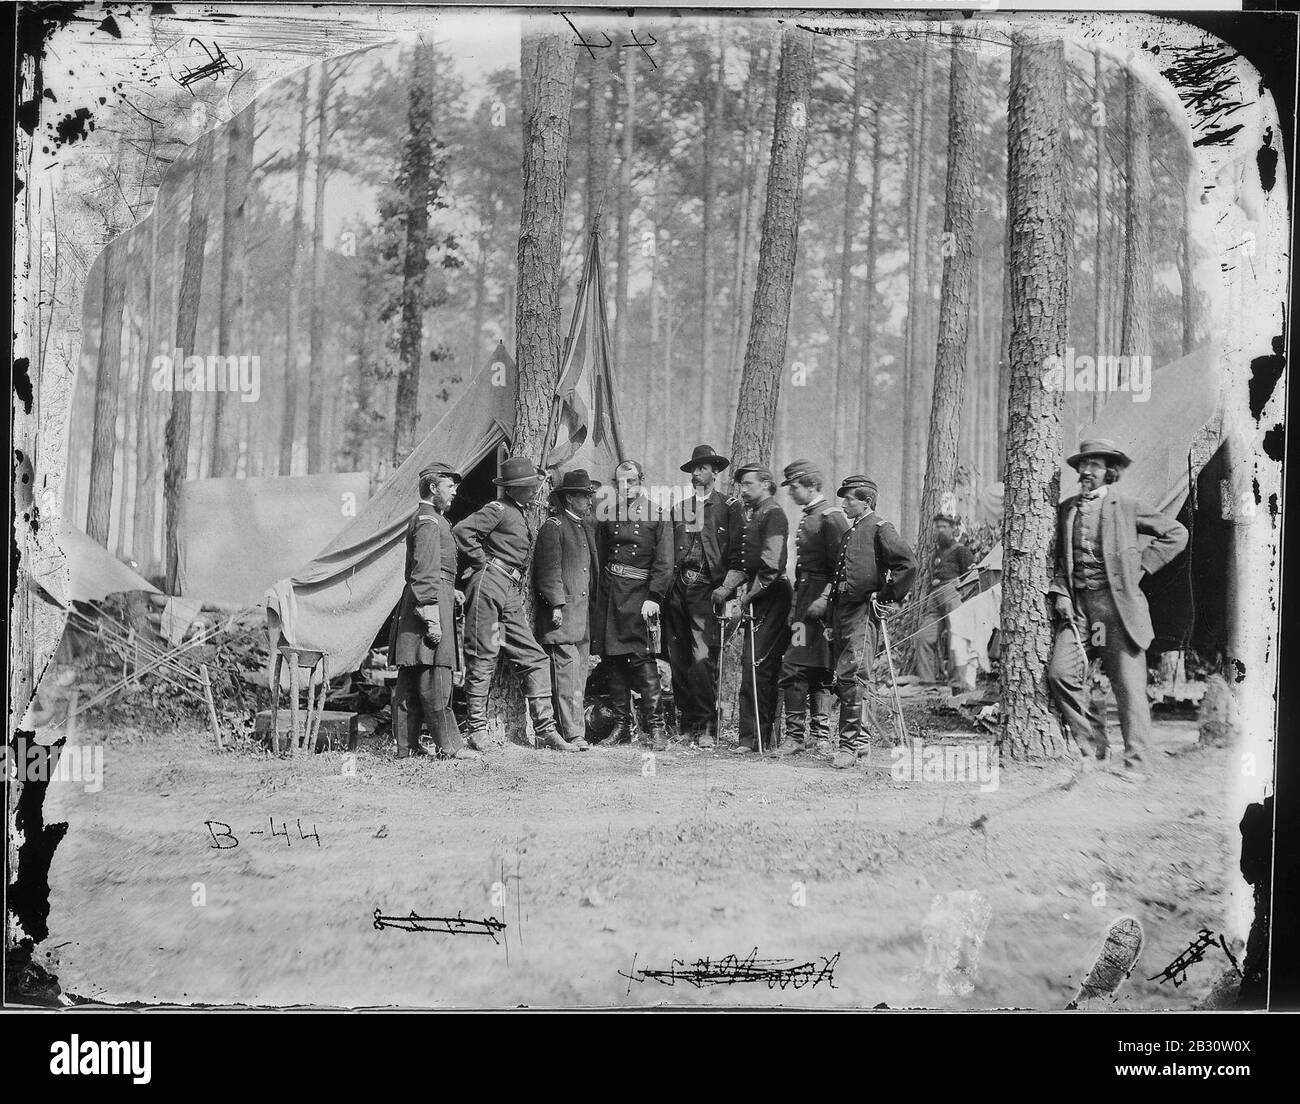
[665,444,745,749]
[453,455,585,754]
[389,463,480,760]
[533,469,602,751]
[776,459,849,756]
[713,463,792,755]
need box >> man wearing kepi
[666,444,745,749]
[1046,439,1187,781]
[389,463,480,760]
[591,460,674,750]
[776,459,849,756]
[828,476,916,769]
[713,463,792,755]
[914,513,976,691]
[453,455,584,754]
[534,470,602,751]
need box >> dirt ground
[39,704,1243,1009]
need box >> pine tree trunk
[86,237,127,545]
[699,41,721,443]
[613,48,635,375]
[1120,70,1151,373]
[856,102,883,474]
[307,64,333,472]
[999,31,1068,758]
[901,45,932,538]
[392,45,436,465]
[164,131,214,595]
[1092,50,1106,423]
[1179,192,1196,355]
[729,27,814,468]
[211,101,255,478]
[832,41,864,481]
[916,32,977,610]
[133,206,161,576]
[279,72,311,476]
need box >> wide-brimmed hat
[836,475,878,498]
[1067,438,1133,470]
[680,444,730,474]
[493,456,547,487]
[554,469,601,495]
[419,461,462,484]
[780,458,822,487]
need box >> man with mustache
[665,445,745,749]
[1046,439,1187,781]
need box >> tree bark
[164,131,215,595]
[86,237,127,545]
[1092,50,1106,423]
[1120,68,1151,378]
[613,48,635,376]
[133,203,162,576]
[1179,189,1196,356]
[698,40,722,442]
[901,45,933,538]
[729,27,814,468]
[915,32,977,613]
[307,63,334,472]
[999,32,1068,758]
[586,46,610,230]
[832,42,864,481]
[211,101,255,478]
[279,72,311,476]
[392,44,435,465]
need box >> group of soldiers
[389,436,1187,782]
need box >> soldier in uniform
[712,463,792,754]
[665,444,745,749]
[533,470,601,750]
[1046,439,1187,781]
[914,513,976,691]
[828,476,916,769]
[452,455,583,753]
[776,459,849,756]
[591,460,674,750]
[389,463,480,760]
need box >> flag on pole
[545,225,626,472]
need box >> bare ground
[39,712,1241,1009]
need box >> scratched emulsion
[1069,916,1143,1009]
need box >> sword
[452,595,466,688]
[872,597,907,746]
[745,611,764,755]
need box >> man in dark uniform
[591,460,674,751]
[665,444,745,749]
[452,455,583,754]
[776,459,849,756]
[828,476,916,769]
[534,469,601,750]
[389,463,480,760]
[1046,439,1187,781]
[713,463,792,755]
[914,513,976,690]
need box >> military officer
[591,460,674,751]
[828,476,916,769]
[534,469,602,750]
[389,463,480,760]
[914,513,976,690]
[713,463,792,754]
[776,459,849,756]
[665,444,745,749]
[1046,439,1188,781]
[452,455,583,753]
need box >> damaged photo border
[4,0,1293,1025]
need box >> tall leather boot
[833,688,864,769]
[809,687,833,748]
[603,659,634,745]
[776,685,808,756]
[464,694,495,753]
[528,695,583,752]
[635,656,669,752]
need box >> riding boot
[833,689,864,769]
[634,656,668,751]
[464,694,495,753]
[528,695,583,752]
[776,685,808,756]
[809,687,833,748]
[604,658,634,744]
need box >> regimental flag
[545,226,626,472]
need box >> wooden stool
[270,645,328,755]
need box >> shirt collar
[803,494,826,513]
[564,508,582,521]
[1081,485,1108,503]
